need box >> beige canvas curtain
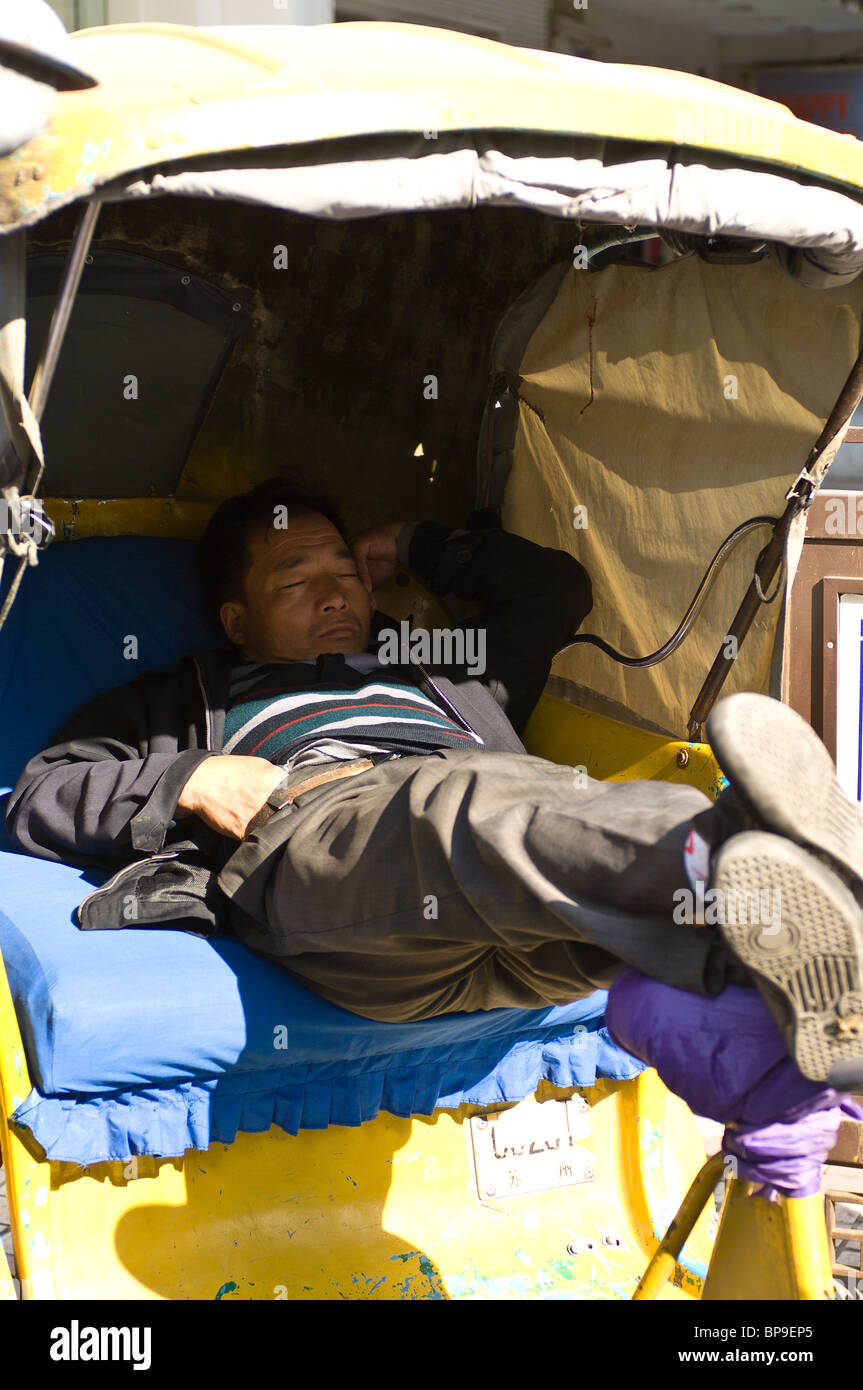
[496,251,863,737]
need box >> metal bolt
[232,302,243,312]
[603,1233,621,1248]
[181,274,191,285]
[676,749,690,768]
[85,255,94,265]
[566,1242,580,1256]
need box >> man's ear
[220,600,246,646]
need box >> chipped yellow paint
[40,497,216,543]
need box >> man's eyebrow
[270,547,356,574]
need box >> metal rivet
[476,1117,487,1128]
[484,1184,496,1197]
[584,1168,594,1180]
[676,749,689,768]
[603,1233,621,1248]
[85,255,94,265]
[566,1242,580,1256]
[181,274,191,285]
[232,302,242,312]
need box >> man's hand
[350,520,406,592]
[177,755,284,839]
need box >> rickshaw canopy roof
[2,20,863,245]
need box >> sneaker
[706,691,863,901]
[710,830,863,1088]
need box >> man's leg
[223,748,732,1022]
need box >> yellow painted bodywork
[525,692,725,800]
[41,496,216,542]
[0,937,714,1301]
[703,1180,833,1302]
[2,21,863,232]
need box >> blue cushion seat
[0,538,640,1165]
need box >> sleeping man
[7,475,863,1096]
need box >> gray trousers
[223,748,737,1023]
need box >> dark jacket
[5,520,592,934]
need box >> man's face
[219,510,374,662]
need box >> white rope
[0,487,52,565]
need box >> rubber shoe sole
[710,831,863,1087]
[707,691,863,901]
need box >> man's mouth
[318,622,358,639]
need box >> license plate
[470,1096,594,1200]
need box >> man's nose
[317,579,349,610]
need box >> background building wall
[550,0,718,77]
[719,29,863,90]
[334,0,545,47]
[51,0,333,26]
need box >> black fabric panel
[24,251,251,497]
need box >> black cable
[557,514,779,669]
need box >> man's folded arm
[400,520,593,731]
[5,675,215,866]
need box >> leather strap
[245,757,378,836]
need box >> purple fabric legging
[606,967,863,1199]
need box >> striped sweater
[223,652,485,765]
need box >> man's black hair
[197,475,350,613]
